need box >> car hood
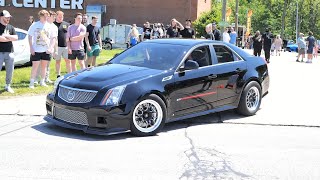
[59,64,164,91]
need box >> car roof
[14,28,28,34]
[143,39,227,46]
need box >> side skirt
[166,105,237,123]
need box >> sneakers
[45,79,53,84]
[296,60,300,62]
[40,80,48,87]
[29,79,35,89]
[306,60,312,63]
[4,85,14,93]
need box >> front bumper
[44,94,131,135]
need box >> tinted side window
[212,45,234,63]
[188,45,212,67]
[16,32,26,40]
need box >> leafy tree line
[193,0,320,40]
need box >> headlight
[100,85,126,106]
[52,76,64,95]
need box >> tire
[103,42,112,50]
[130,94,166,136]
[237,81,262,116]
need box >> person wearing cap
[296,33,306,62]
[180,19,195,39]
[0,10,18,93]
[212,23,221,41]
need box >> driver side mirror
[179,60,199,71]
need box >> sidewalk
[0,95,47,116]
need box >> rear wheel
[102,42,112,50]
[237,81,262,116]
[130,94,166,136]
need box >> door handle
[207,74,217,80]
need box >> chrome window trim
[174,42,245,74]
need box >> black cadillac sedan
[44,39,269,136]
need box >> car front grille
[54,106,89,126]
[58,85,98,103]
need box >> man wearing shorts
[296,33,306,62]
[28,10,56,89]
[66,13,86,72]
[306,31,316,63]
[54,11,70,77]
[85,16,102,67]
[35,10,58,84]
[82,14,88,66]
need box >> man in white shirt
[28,10,56,89]
[223,27,230,43]
[35,10,58,84]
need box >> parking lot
[0,51,320,180]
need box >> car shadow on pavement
[162,109,247,132]
[32,122,133,141]
[32,110,247,141]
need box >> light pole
[235,0,239,45]
[296,1,299,43]
[222,0,227,22]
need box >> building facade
[1,0,211,30]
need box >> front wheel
[237,81,262,116]
[130,94,166,136]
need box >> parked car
[44,39,270,136]
[1,28,31,68]
[13,28,31,66]
[286,43,298,52]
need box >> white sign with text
[0,0,84,9]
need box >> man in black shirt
[0,10,18,93]
[262,28,274,63]
[82,14,88,66]
[180,19,195,39]
[53,11,70,76]
[142,22,152,41]
[166,18,184,38]
[212,23,221,41]
[85,16,102,67]
[306,31,316,63]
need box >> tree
[193,0,320,40]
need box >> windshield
[109,42,188,70]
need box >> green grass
[0,49,123,99]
